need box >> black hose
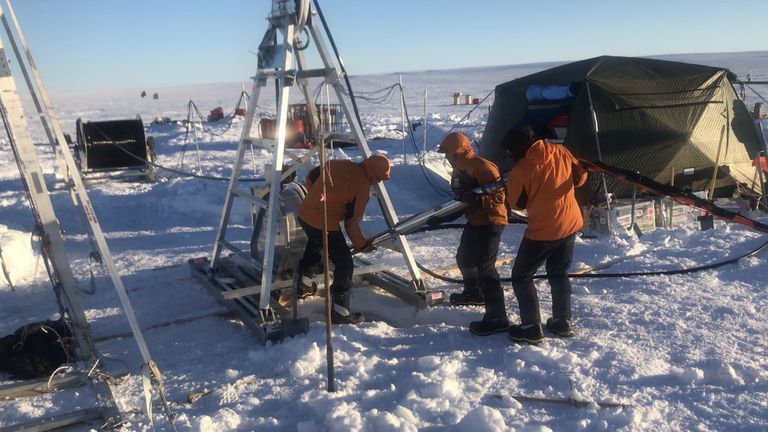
[412,226,768,283]
[561,237,768,279]
[417,261,462,284]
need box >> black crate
[76,118,147,172]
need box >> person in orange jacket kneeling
[503,125,587,343]
[296,154,391,325]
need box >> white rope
[46,364,74,389]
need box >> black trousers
[510,233,575,325]
[297,218,353,297]
[456,224,505,291]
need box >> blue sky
[8,0,768,91]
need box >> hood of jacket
[453,146,478,171]
[361,154,391,183]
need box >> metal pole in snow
[755,151,767,210]
[668,167,675,228]
[400,74,406,165]
[318,83,336,392]
[192,96,202,173]
[320,136,336,393]
[586,81,615,236]
[423,88,428,155]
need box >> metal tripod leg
[305,16,425,288]
[0,4,174,427]
[0,2,69,184]
[211,80,265,269]
[0,3,105,262]
[0,25,125,428]
[258,22,295,309]
[0,45,93,362]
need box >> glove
[354,241,377,254]
[426,216,441,227]
[460,191,479,206]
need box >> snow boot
[331,291,364,325]
[469,281,509,335]
[508,323,544,344]
[296,263,322,299]
[449,282,483,306]
[296,274,316,300]
[545,318,574,337]
[469,317,510,336]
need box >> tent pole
[668,167,675,228]
[707,124,726,200]
[586,81,615,235]
[707,100,729,200]
[755,151,767,210]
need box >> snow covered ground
[1,51,768,431]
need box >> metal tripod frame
[0,1,175,429]
[210,0,426,313]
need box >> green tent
[479,56,764,198]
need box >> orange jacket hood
[438,132,473,155]
[361,154,391,183]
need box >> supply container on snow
[653,197,697,228]
[75,118,148,173]
[208,107,224,122]
[587,199,656,235]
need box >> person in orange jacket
[429,132,509,335]
[296,154,391,325]
[503,124,587,343]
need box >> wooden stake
[319,135,336,392]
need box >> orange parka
[505,140,587,241]
[451,149,508,226]
[297,156,389,249]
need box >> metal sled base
[0,372,86,401]
[0,367,128,431]
[189,253,445,343]
[0,407,106,432]
[353,257,445,309]
[189,256,309,344]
